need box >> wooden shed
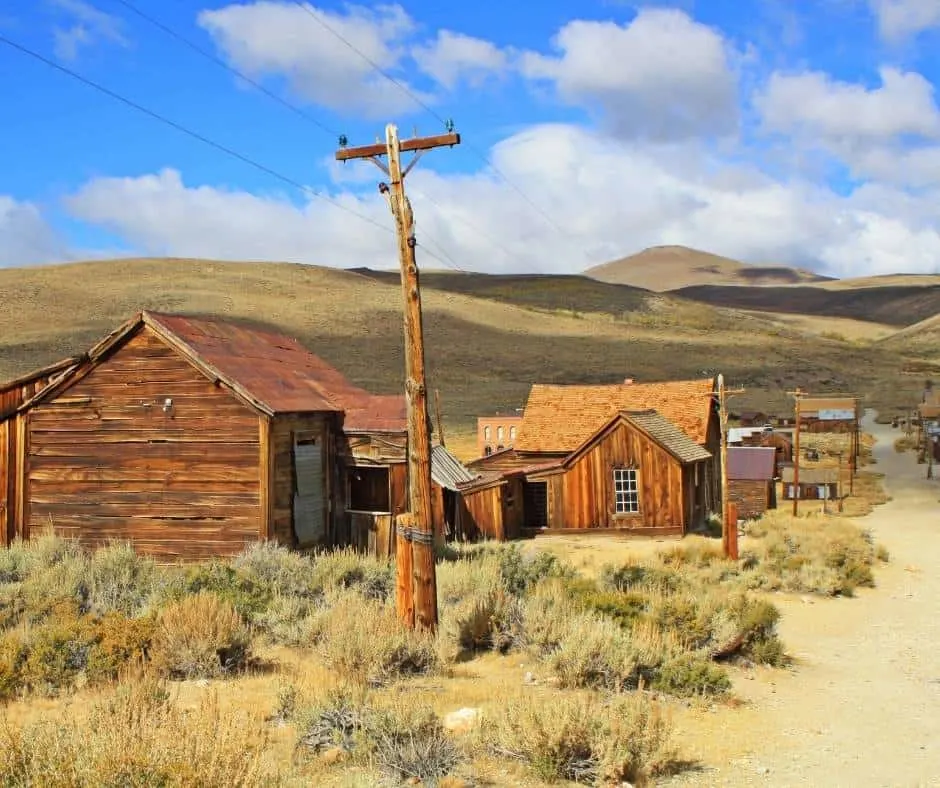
[509,377,721,514]
[798,396,860,434]
[0,312,408,560]
[726,446,777,520]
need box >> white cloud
[757,66,940,141]
[0,196,69,267]
[197,1,433,117]
[412,30,509,89]
[49,0,128,61]
[61,126,940,278]
[520,9,740,141]
[870,0,940,41]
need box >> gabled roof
[566,409,712,467]
[515,378,716,452]
[727,446,776,481]
[21,312,406,432]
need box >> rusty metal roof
[515,378,715,452]
[727,446,776,481]
[143,312,405,430]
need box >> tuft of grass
[151,591,250,679]
[87,542,158,616]
[311,548,394,601]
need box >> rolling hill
[584,245,833,291]
[0,257,933,452]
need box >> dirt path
[670,413,940,787]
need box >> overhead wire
[110,0,540,275]
[287,0,572,245]
[0,33,396,238]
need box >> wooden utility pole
[336,123,460,632]
[788,388,804,517]
[434,389,446,449]
[707,374,744,558]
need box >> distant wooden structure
[726,446,777,520]
[461,409,713,538]
[780,467,838,501]
[0,312,410,560]
[797,396,860,434]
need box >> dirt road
[669,413,940,787]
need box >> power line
[112,0,342,138]
[104,0,542,275]
[0,33,396,234]
[287,0,572,243]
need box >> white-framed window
[497,426,504,442]
[509,426,517,441]
[613,467,640,514]
[484,426,491,441]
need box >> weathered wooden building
[0,312,411,560]
[780,467,839,501]
[798,396,860,434]
[460,409,712,538]
[473,377,721,511]
[727,446,777,520]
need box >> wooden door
[293,437,326,546]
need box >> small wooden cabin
[481,377,722,514]
[0,312,408,561]
[461,409,712,538]
[798,396,859,434]
[726,446,777,520]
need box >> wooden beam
[335,132,460,162]
[259,416,275,541]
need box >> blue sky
[1,0,940,276]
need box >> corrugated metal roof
[727,446,776,480]
[515,378,715,453]
[620,410,713,464]
[431,444,477,490]
[146,312,406,431]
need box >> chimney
[624,378,634,385]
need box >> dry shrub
[253,594,324,647]
[437,554,522,661]
[311,548,394,601]
[743,510,882,596]
[0,672,274,786]
[87,542,158,616]
[315,591,436,686]
[231,541,319,599]
[485,691,677,786]
[151,591,250,679]
[296,687,464,785]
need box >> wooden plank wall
[27,327,263,561]
[459,484,505,541]
[555,421,685,531]
[1,369,73,544]
[270,413,330,548]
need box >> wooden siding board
[26,327,264,559]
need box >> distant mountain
[584,245,833,291]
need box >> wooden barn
[798,396,860,434]
[726,446,777,520]
[460,409,713,538]
[0,311,411,561]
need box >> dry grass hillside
[0,257,933,445]
[584,245,830,291]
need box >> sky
[1,0,940,277]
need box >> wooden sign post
[336,124,460,633]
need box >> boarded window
[349,466,390,512]
[613,467,640,514]
[293,438,325,545]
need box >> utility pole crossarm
[335,132,461,162]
